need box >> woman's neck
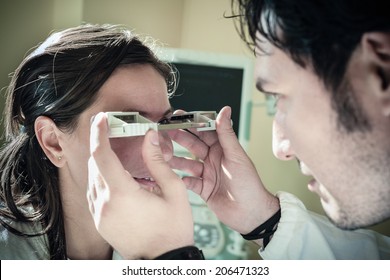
[60,172,113,259]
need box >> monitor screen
[169,63,243,138]
[158,48,255,259]
[159,48,254,151]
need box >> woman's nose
[158,131,173,161]
[272,120,294,161]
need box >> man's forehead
[255,32,275,55]
[254,41,282,83]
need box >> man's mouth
[307,178,330,204]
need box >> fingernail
[227,106,232,119]
[90,115,96,125]
[149,129,159,146]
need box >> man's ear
[34,116,65,167]
[362,32,390,116]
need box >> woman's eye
[158,118,170,125]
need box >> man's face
[60,64,173,198]
[255,37,390,229]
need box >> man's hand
[168,106,280,235]
[87,112,194,259]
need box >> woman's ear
[34,116,65,167]
[362,32,390,116]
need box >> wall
[0,0,53,116]
[83,0,184,48]
[0,0,388,241]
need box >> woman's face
[58,64,173,199]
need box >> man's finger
[215,106,246,158]
[142,129,187,200]
[167,129,211,160]
[168,156,204,178]
[89,112,135,189]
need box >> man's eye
[265,92,279,116]
[265,92,280,106]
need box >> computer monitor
[158,48,254,151]
[158,48,255,260]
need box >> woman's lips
[134,177,157,187]
[134,177,162,194]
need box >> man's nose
[272,120,294,161]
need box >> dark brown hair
[0,24,176,259]
[232,0,390,132]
